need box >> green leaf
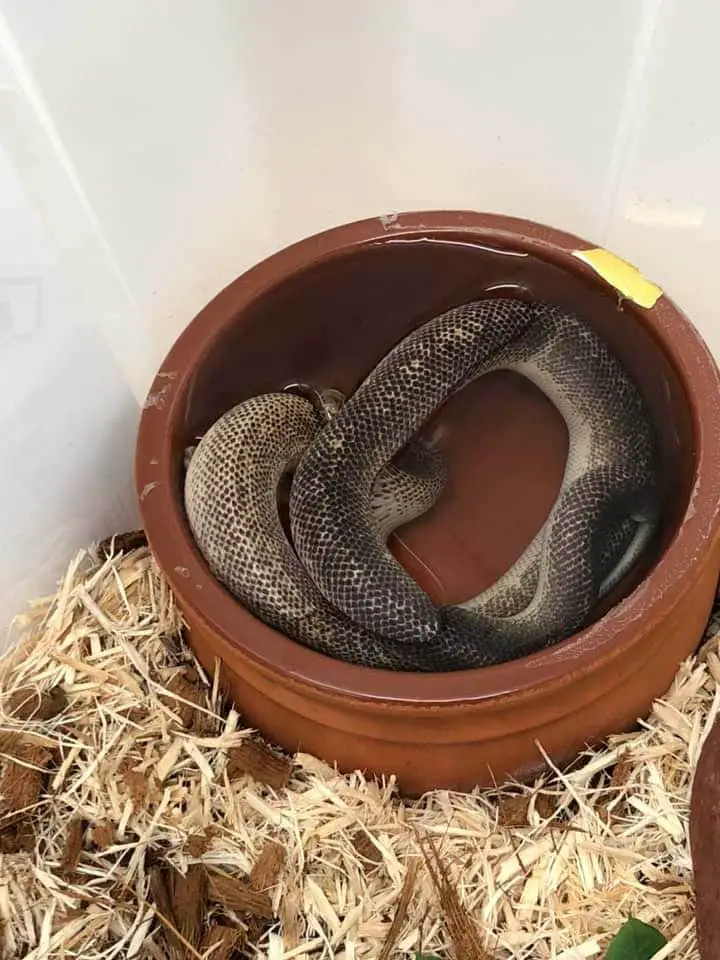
[605,917,667,960]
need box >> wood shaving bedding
[0,544,713,959]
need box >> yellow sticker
[571,247,663,308]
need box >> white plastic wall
[0,0,718,643]
[0,133,138,639]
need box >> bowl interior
[178,235,695,629]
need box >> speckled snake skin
[184,391,461,670]
[184,297,660,672]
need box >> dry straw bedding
[0,537,715,959]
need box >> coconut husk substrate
[0,537,713,959]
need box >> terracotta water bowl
[136,211,720,795]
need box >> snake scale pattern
[184,296,661,672]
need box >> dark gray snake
[184,297,660,672]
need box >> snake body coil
[184,297,661,672]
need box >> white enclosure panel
[0,0,648,372]
[604,0,720,358]
[0,138,138,645]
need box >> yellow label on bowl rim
[571,247,663,309]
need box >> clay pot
[690,715,720,960]
[136,211,720,795]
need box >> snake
[184,296,661,672]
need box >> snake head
[282,382,346,423]
[318,388,346,418]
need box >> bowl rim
[136,209,720,706]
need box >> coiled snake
[184,297,660,672]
